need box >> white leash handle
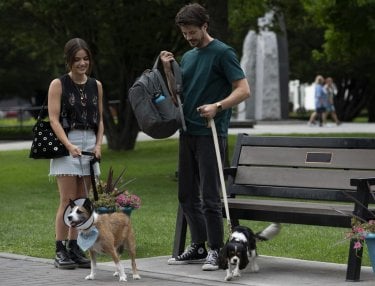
[209,118,232,233]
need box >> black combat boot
[54,240,77,269]
[67,240,91,268]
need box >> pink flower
[115,193,141,209]
[353,241,362,250]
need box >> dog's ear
[218,245,229,269]
[83,198,93,213]
[239,248,249,270]
[69,199,76,208]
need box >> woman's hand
[93,144,102,159]
[67,144,82,158]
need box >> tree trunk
[205,0,229,41]
[335,77,369,122]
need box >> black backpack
[128,56,186,139]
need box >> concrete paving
[1,120,375,285]
[0,252,374,286]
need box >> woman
[324,77,341,125]
[308,75,328,126]
[48,38,104,269]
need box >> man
[160,3,250,271]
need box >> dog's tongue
[70,221,78,227]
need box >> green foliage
[2,0,375,140]
[302,0,375,78]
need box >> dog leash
[80,151,100,201]
[208,118,232,234]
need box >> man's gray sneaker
[202,249,219,271]
[168,243,207,265]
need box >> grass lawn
[0,133,373,267]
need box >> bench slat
[226,198,353,227]
[235,165,375,190]
[239,146,375,170]
[228,185,356,201]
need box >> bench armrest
[224,167,237,177]
[350,177,375,187]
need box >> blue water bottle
[154,94,166,104]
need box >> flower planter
[120,206,134,216]
[96,207,116,214]
[96,206,134,216]
[365,233,375,273]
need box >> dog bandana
[77,227,99,251]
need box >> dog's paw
[119,275,127,282]
[85,274,95,280]
[233,270,241,277]
[133,274,141,280]
[249,262,260,273]
[225,274,233,281]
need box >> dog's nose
[67,215,73,221]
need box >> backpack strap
[153,55,186,132]
[153,56,183,101]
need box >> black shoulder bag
[29,97,69,159]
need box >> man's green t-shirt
[180,39,246,137]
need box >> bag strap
[37,92,69,130]
[81,151,100,201]
[153,56,186,132]
[153,56,182,92]
[36,96,48,122]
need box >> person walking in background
[48,38,104,269]
[324,77,341,125]
[160,3,250,271]
[308,75,328,126]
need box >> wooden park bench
[172,134,375,282]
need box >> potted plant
[346,218,375,252]
[345,216,375,273]
[90,167,141,216]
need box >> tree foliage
[1,0,374,151]
[298,0,375,121]
[0,0,189,149]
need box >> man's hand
[160,50,175,70]
[197,103,220,119]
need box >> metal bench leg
[172,204,187,258]
[346,179,370,281]
[346,239,362,281]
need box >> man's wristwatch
[216,102,223,112]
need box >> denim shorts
[49,129,100,177]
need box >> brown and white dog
[64,198,141,282]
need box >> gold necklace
[72,81,87,107]
[69,75,88,106]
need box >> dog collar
[76,213,95,231]
[63,198,95,230]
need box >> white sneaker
[202,249,219,271]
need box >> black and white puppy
[218,223,281,281]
